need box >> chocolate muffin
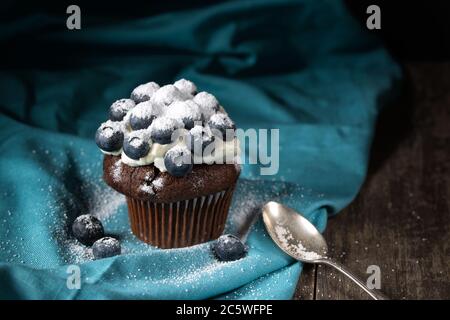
[95,79,240,248]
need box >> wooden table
[294,63,450,300]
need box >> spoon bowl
[262,201,388,300]
[262,201,327,262]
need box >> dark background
[1,0,450,66]
[345,0,450,60]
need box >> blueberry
[72,214,104,246]
[150,116,183,145]
[185,125,215,155]
[194,91,220,120]
[208,113,236,141]
[174,79,197,96]
[130,82,160,103]
[129,101,160,130]
[109,99,135,121]
[123,131,151,160]
[166,100,202,130]
[150,85,189,108]
[164,145,193,177]
[211,234,248,262]
[130,115,153,131]
[92,237,121,259]
[95,121,124,152]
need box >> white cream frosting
[120,134,240,171]
[101,148,122,156]
[121,141,173,168]
[193,138,240,165]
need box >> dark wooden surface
[294,63,450,300]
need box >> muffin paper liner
[126,186,235,248]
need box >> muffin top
[103,155,239,202]
[96,79,241,201]
[95,79,240,176]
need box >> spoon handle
[320,259,389,300]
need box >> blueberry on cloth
[72,214,104,246]
[193,91,220,120]
[185,125,215,155]
[166,100,202,130]
[208,113,236,141]
[174,78,197,96]
[95,121,124,152]
[109,98,135,121]
[149,116,183,145]
[211,234,248,262]
[92,237,121,259]
[123,130,151,160]
[129,101,160,130]
[164,145,193,177]
[150,84,189,108]
[130,81,160,103]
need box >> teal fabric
[0,0,401,299]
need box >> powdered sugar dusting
[209,113,234,128]
[165,100,201,122]
[193,91,219,120]
[161,256,241,285]
[64,239,94,263]
[174,78,197,96]
[56,187,124,263]
[152,177,164,190]
[190,124,204,137]
[112,160,122,182]
[150,84,189,107]
[125,129,151,143]
[131,101,161,119]
[274,225,322,260]
[140,184,154,194]
[131,81,160,102]
[96,236,119,247]
[130,137,143,148]
[164,145,191,166]
[75,214,102,234]
[102,127,114,138]
[194,91,219,110]
[98,120,122,138]
[92,191,125,221]
[110,99,135,114]
[150,116,182,133]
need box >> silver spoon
[262,201,388,300]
